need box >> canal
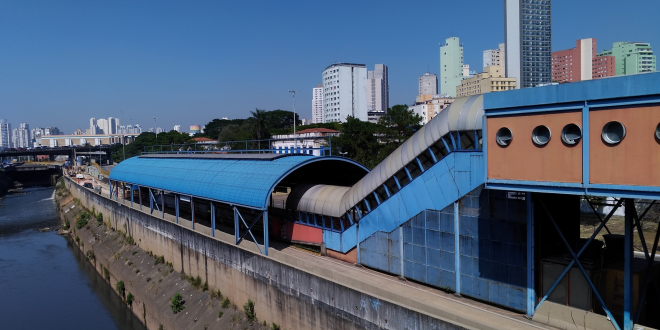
[0,187,146,329]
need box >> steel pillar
[211,202,215,237]
[263,210,269,256]
[191,196,195,230]
[526,192,535,317]
[356,223,360,264]
[454,201,461,295]
[624,199,634,330]
[130,185,133,207]
[149,189,153,214]
[174,194,179,224]
[138,186,142,210]
[161,190,164,219]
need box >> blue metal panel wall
[358,186,528,312]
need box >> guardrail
[143,136,334,156]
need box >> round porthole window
[655,123,660,140]
[496,127,513,147]
[561,123,582,145]
[602,121,626,145]
[531,125,551,146]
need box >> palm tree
[251,109,269,140]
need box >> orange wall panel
[589,105,660,187]
[487,111,583,183]
[326,247,357,264]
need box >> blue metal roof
[109,155,368,210]
[484,72,660,110]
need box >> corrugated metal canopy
[109,155,368,210]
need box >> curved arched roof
[109,154,369,210]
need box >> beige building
[456,66,516,97]
[409,96,455,125]
[38,134,138,147]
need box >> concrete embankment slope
[64,177,553,330]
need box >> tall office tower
[419,72,438,96]
[173,125,181,132]
[108,117,119,134]
[311,84,323,124]
[13,122,30,148]
[440,37,464,97]
[322,63,368,123]
[598,42,656,75]
[135,124,142,134]
[505,0,552,88]
[90,118,97,135]
[484,43,506,75]
[552,38,598,83]
[0,119,11,148]
[366,64,389,113]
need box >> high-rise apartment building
[311,84,323,124]
[322,63,368,123]
[456,66,517,97]
[0,119,11,148]
[12,122,30,148]
[484,43,506,75]
[90,118,97,135]
[419,72,438,96]
[552,38,596,83]
[505,0,552,88]
[44,127,60,136]
[174,125,181,132]
[109,117,119,134]
[440,37,464,97]
[366,64,389,113]
[592,55,615,79]
[598,42,656,76]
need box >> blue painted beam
[454,201,461,296]
[624,199,633,330]
[526,192,535,317]
[211,202,215,237]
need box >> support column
[109,180,113,199]
[138,186,142,210]
[175,194,179,224]
[454,201,461,296]
[624,198,634,330]
[161,190,164,218]
[211,202,215,237]
[149,189,153,214]
[234,207,239,244]
[526,192,535,317]
[356,222,360,264]
[191,196,195,230]
[130,185,133,207]
[263,210,269,256]
[400,225,405,278]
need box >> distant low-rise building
[456,66,516,97]
[271,128,339,156]
[409,95,455,125]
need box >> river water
[0,187,146,330]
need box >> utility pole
[287,90,299,149]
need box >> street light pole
[153,117,158,141]
[287,90,299,149]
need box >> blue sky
[1,0,659,134]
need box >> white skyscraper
[108,117,119,134]
[96,118,108,134]
[311,84,323,124]
[12,122,30,148]
[483,43,506,76]
[174,125,181,132]
[322,63,368,123]
[0,119,11,148]
[90,118,97,135]
[367,64,389,113]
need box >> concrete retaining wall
[66,178,467,330]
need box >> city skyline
[1,0,658,132]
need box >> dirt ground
[580,213,660,255]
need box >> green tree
[115,280,125,298]
[251,109,269,140]
[378,105,422,142]
[332,116,383,168]
[170,293,185,314]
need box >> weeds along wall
[64,178,469,330]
